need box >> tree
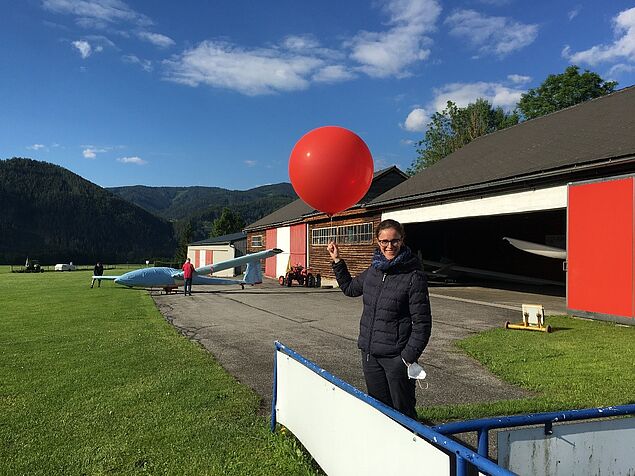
[518,65,617,120]
[409,99,519,174]
[210,207,245,238]
[174,220,193,263]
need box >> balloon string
[329,215,334,243]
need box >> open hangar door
[403,209,566,286]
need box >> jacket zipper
[367,272,388,360]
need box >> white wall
[275,351,450,475]
[383,186,567,224]
[275,226,291,278]
[187,245,236,277]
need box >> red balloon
[289,126,374,216]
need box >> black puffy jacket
[332,252,432,363]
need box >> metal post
[270,342,279,432]
[456,456,467,476]
[477,427,489,457]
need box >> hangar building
[370,86,635,325]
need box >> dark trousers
[362,353,417,420]
[184,278,192,295]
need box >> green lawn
[0,266,318,475]
[3,265,634,471]
[419,314,635,422]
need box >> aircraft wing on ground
[191,248,283,275]
[422,259,564,286]
[92,275,119,280]
[502,237,567,260]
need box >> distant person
[182,258,195,296]
[91,262,104,288]
[327,219,432,420]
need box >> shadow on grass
[548,326,574,332]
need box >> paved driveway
[154,280,565,412]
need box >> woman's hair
[375,219,405,239]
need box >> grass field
[420,314,635,422]
[3,266,634,472]
[0,266,318,475]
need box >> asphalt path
[153,280,565,414]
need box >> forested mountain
[0,158,176,264]
[108,183,298,241]
[108,183,297,220]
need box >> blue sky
[2,0,635,189]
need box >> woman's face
[377,227,402,261]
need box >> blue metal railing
[433,404,635,460]
[271,341,515,476]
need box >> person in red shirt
[182,257,195,296]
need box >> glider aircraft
[421,237,567,287]
[94,248,282,293]
[502,237,567,260]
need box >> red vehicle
[279,264,321,288]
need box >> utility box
[567,176,635,325]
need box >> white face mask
[407,362,427,380]
[403,360,428,389]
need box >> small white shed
[187,232,247,277]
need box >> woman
[327,219,432,419]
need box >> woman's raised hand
[327,241,340,262]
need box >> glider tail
[243,261,263,285]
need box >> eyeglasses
[378,238,402,247]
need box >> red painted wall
[568,177,634,320]
[290,224,307,267]
[194,250,200,268]
[206,250,213,266]
[265,228,277,278]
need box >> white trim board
[382,186,567,224]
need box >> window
[311,222,373,245]
[311,226,337,245]
[338,223,373,244]
[251,235,263,247]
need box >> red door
[567,177,634,320]
[290,224,307,268]
[265,228,277,278]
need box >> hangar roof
[371,85,635,207]
[189,232,246,246]
[245,166,408,231]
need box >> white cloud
[431,81,524,111]
[563,7,635,66]
[313,65,355,83]
[507,74,531,84]
[117,156,147,165]
[42,0,152,27]
[244,160,257,167]
[122,54,152,71]
[72,40,92,58]
[403,108,430,132]
[445,9,538,57]
[82,146,106,159]
[568,6,581,21]
[607,63,635,78]
[283,35,321,51]
[348,0,441,78]
[401,79,525,135]
[163,0,442,95]
[27,144,46,150]
[137,31,175,48]
[163,40,325,95]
